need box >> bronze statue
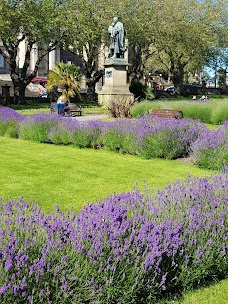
[108,17,126,59]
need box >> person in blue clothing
[56,96,65,115]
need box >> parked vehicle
[38,92,48,98]
[164,86,174,92]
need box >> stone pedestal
[98,58,133,106]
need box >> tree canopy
[0,0,68,102]
[0,0,227,102]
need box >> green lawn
[0,136,227,303]
[0,136,211,212]
[164,279,228,304]
[10,102,106,115]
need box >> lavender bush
[71,120,104,149]
[19,113,61,143]
[48,119,80,145]
[191,122,228,170]
[0,106,25,138]
[1,172,227,303]
[101,117,206,159]
[1,106,225,166]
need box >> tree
[46,62,82,101]
[0,0,68,103]
[65,0,155,100]
[117,0,155,82]
[148,0,227,93]
[64,0,113,101]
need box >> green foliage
[147,0,227,89]
[0,136,210,212]
[194,148,228,170]
[0,121,19,138]
[0,0,69,102]
[102,129,124,152]
[139,131,181,159]
[129,80,146,99]
[130,101,155,117]
[130,98,228,125]
[71,129,94,148]
[211,102,228,125]
[181,102,213,123]
[46,62,82,100]
[19,115,58,143]
[48,125,72,145]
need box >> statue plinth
[98,58,133,106]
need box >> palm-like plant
[46,62,82,101]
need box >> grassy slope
[0,136,211,212]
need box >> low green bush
[19,114,59,143]
[0,121,20,138]
[48,124,72,145]
[191,125,228,170]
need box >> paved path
[74,114,109,121]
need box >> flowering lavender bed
[0,172,227,303]
[1,106,228,168]
[0,106,25,138]
[191,122,228,169]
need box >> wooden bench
[67,103,82,116]
[151,108,183,119]
[50,102,82,116]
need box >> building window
[0,54,4,68]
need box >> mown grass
[0,136,211,212]
[10,102,106,115]
[0,136,227,303]
[161,278,228,304]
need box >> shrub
[19,114,60,143]
[129,79,146,99]
[0,172,227,303]
[48,119,79,145]
[191,124,228,170]
[0,106,25,138]
[0,106,212,162]
[71,120,104,149]
[137,117,206,159]
[106,95,136,118]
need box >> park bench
[67,103,82,116]
[50,102,82,116]
[151,108,183,119]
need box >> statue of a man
[108,17,126,59]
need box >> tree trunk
[85,70,103,102]
[128,43,144,82]
[12,79,27,104]
[86,80,97,102]
[170,65,185,95]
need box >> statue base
[98,58,134,106]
